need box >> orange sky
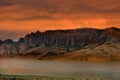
[0,0,120,40]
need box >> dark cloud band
[0,0,15,7]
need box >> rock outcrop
[0,40,3,45]
[0,27,120,58]
[23,27,120,47]
[0,39,18,57]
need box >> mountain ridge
[0,27,120,61]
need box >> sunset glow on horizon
[0,0,120,40]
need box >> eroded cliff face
[0,40,3,45]
[0,27,120,58]
[23,27,120,47]
[0,39,18,57]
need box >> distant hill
[0,27,120,61]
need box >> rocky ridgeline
[0,27,120,57]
